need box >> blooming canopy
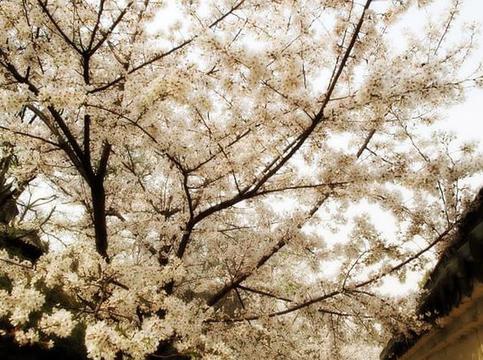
[0,0,482,358]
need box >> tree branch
[215,221,455,321]
[89,0,246,94]
[176,0,374,259]
[36,0,82,54]
[89,1,134,54]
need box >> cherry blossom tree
[0,0,482,358]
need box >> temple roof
[380,187,483,360]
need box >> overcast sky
[405,0,483,144]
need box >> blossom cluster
[0,0,481,358]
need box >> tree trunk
[90,178,109,260]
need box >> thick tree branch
[176,0,374,259]
[37,0,83,54]
[356,129,376,158]
[90,178,109,261]
[97,142,112,179]
[215,222,455,321]
[1,46,111,260]
[206,238,286,306]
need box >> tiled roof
[380,188,483,360]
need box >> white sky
[403,0,483,145]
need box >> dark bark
[206,239,286,307]
[90,178,109,260]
